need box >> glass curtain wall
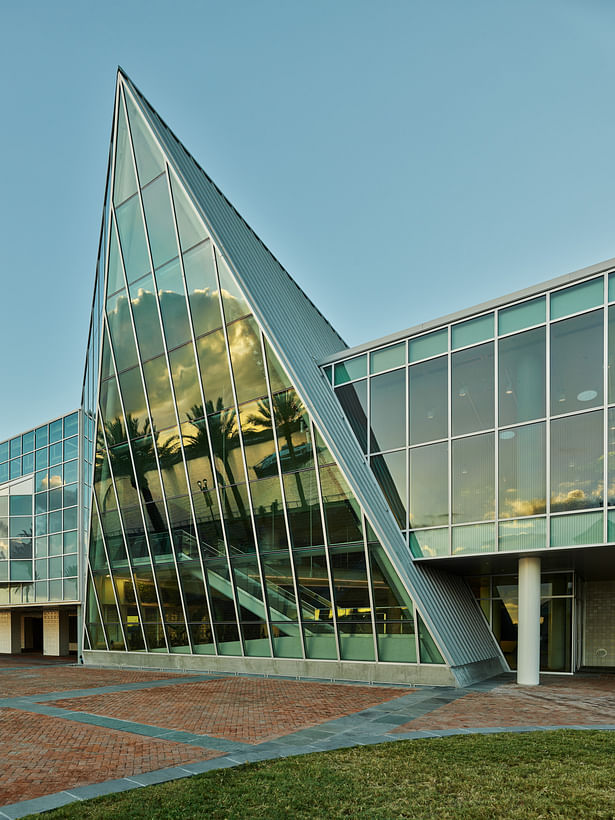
[84,80,443,667]
[330,274,615,558]
[0,412,81,605]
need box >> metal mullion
[90,489,128,650]
[163,164,221,655]
[216,296,274,659]
[494,309,499,547]
[362,519,379,664]
[404,341,409,538]
[602,276,609,544]
[259,328,306,660]
[311,421,341,662]
[97,404,150,652]
[86,564,110,651]
[447,325,452,553]
[546,291,551,549]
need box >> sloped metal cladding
[84,69,505,679]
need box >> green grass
[30,731,615,819]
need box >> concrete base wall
[583,580,615,667]
[83,650,504,687]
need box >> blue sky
[1,0,614,438]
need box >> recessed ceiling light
[577,390,598,402]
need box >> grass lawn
[30,730,615,819]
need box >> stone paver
[1,666,614,818]
[0,708,221,806]
[395,676,615,731]
[0,667,195,698]
[48,677,414,743]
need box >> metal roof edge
[320,255,615,366]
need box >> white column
[0,611,21,654]
[517,556,541,685]
[43,609,69,656]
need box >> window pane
[409,329,447,362]
[196,330,234,411]
[609,305,615,404]
[499,517,546,551]
[409,527,449,558]
[409,442,448,528]
[498,297,546,335]
[452,522,496,554]
[170,172,208,252]
[228,316,268,403]
[142,174,179,270]
[451,342,494,436]
[499,327,545,426]
[409,355,447,444]
[452,433,494,523]
[216,248,250,322]
[550,278,603,319]
[370,369,406,452]
[550,511,603,547]
[319,465,363,545]
[370,343,405,374]
[452,313,493,349]
[550,310,603,415]
[156,257,192,350]
[334,355,366,385]
[498,423,546,519]
[124,90,165,187]
[284,470,324,548]
[115,195,150,284]
[130,274,165,361]
[551,411,603,512]
[335,380,368,454]
[371,450,406,527]
[183,241,222,337]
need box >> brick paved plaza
[0,656,614,818]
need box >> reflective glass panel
[452,522,496,554]
[227,317,268,403]
[183,241,222,337]
[409,329,447,362]
[124,90,165,187]
[370,369,406,452]
[250,477,288,551]
[196,330,234,411]
[216,249,250,322]
[129,274,165,362]
[113,97,138,205]
[169,343,202,425]
[239,399,276,482]
[335,380,368,453]
[106,290,140,373]
[551,411,603,512]
[409,442,448,528]
[156,257,192,350]
[451,342,494,436]
[334,355,367,386]
[284,470,324,548]
[498,423,546,519]
[115,195,150,284]
[370,343,405,374]
[550,511,603,547]
[409,528,449,558]
[408,355,447,444]
[319,465,363,545]
[550,277,603,319]
[550,310,603,415]
[498,327,545,426]
[452,433,495,523]
[169,171,208,251]
[498,296,545,335]
[142,356,177,431]
[452,313,493,349]
[142,174,180,268]
[499,517,546,551]
[371,450,406,527]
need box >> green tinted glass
[498,297,545,335]
[451,313,493,349]
[550,511,603,547]
[370,343,405,374]
[409,329,447,362]
[334,355,367,385]
[550,277,603,319]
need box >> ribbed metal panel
[121,71,504,671]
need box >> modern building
[0,411,83,656]
[1,69,614,686]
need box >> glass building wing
[80,70,504,683]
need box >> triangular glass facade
[84,75,445,668]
